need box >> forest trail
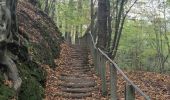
[55,44,97,99]
[45,42,170,100]
[45,43,106,100]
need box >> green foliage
[116,19,170,73]
[0,71,15,100]
[0,85,15,100]
[18,62,46,100]
[56,0,90,35]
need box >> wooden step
[60,73,92,77]
[59,76,93,80]
[60,87,96,93]
[73,64,88,66]
[59,81,96,88]
[68,68,90,72]
[56,92,92,98]
[64,67,88,70]
[63,68,91,74]
[67,63,88,66]
[59,76,93,81]
[64,66,90,70]
[70,51,87,53]
[61,78,95,83]
[63,71,86,75]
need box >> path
[45,41,170,100]
[45,43,106,100]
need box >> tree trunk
[7,0,18,41]
[97,0,107,49]
[4,0,22,93]
[91,0,95,37]
[78,0,82,34]
[51,0,56,19]
[106,0,111,51]
[44,0,49,14]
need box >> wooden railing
[75,33,150,100]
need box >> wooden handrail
[98,48,150,100]
[78,33,150,100]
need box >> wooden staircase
[56,45,98,99]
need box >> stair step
[60,78,95,83]
[61,72,93,76]
[73,64,88,66]
[60,87,96,93]
[65,67,90,72]
[67,63,88,66]
[59,81,96,88]
[56,92,92,98]
[63,68,90,72]
[63,71,86,75]
[69,68,90,72]
[59,76,93,81]
[59,76,93,80]
[60,73,92,77]
[64,67,90,70]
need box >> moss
[31,43,55,67]
[18,62,46,100]
[4,40,47,100]
[19,77,44,100]
[0,71,15,100]
[30,20,61,68]
[0,85,15,100]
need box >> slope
[0,0,63,100]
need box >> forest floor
[44,42,170,100]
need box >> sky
[128,0,170,20]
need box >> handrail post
[101,55,107,96]
[90,37,93,55]
[96,50,100,75]
[91,42,94,57]
[94,49,98,72]
[98,52,102,76]
[110,63,117,100]
[125,83,135,100]
[91,45,95,61]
